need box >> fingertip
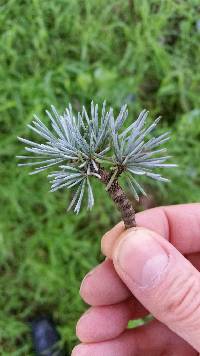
[79,267,98,304]
[112,227,169,289]
[76,308,93,342]
[101,222,125,258]
[76,303,131,343]
[71,344,88,356]
[102,226,140,260]
[101,233,115,258]
[80,259,131,306]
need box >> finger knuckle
[163,272,200,327]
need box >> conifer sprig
[17,101,176,226]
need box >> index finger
[102,203,200,257]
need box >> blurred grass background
[0,0,200,354]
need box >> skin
[72,204,200,355]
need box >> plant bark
[98,167,136,229]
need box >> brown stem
[98,167,136,229]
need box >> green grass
[0,0,200,354]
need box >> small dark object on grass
[30,316,64,356]
[18,101,176,228]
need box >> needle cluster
[17,101,175,217]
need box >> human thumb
[111,227,200,352]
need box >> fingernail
[79,267,97,295]
[114,229,169,287]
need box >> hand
[72,204,200,355]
